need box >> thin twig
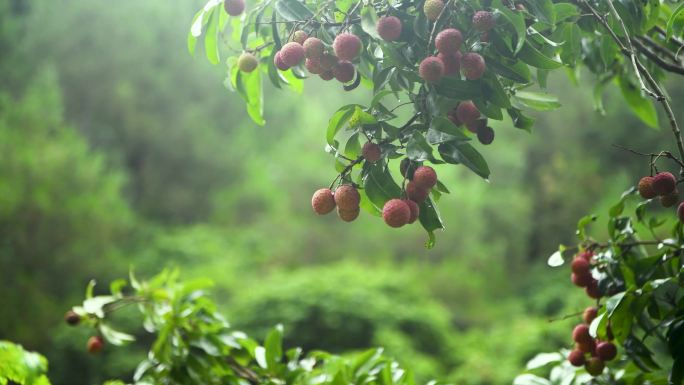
[637,35,680,62]
[427,0,454,55]
[612,144,684,169]
[633,38,684,75]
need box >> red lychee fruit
[583,306,598,324]
[273,51,289,71]
[333,33,362,61]
[638,176,656,199]
[461,52,486,80]
[438,51,461,76]
[312,188,336,215]
[383,199,411,228]
[477,126,495,145]
[419,56,445,83]
[303,37,324,60]
[447,107,462,126]
[319,53,338,71]
[404,199,420,224]
[305,58,323,74]
[576,339,596,354]
[377,16,402,41]
[435,28,463,54]
[571,257,590,275]
[87,336,104,354]
[578,250,594,262]
[319,70,334,81]
[568,349,585,367]
[280,42,305,67]
[456,101,480,125]
[678,202,684,222]
[291,30,308,45]
[413,166,438,189]
[337,207,360,222]
[333,60,355,83]
[585,279,601,299]
[472,11,495,32]
[596,341,617,361]
[466,118,486,133]
[406,181,430,202]
[652,172,676,195]
[661,190,679,207]
[224,0,245,16]
[362,142,382,163]
[334,185,360,210]
[571,272,592,288]
[238,52,259,72]
[572,324,592,345]
[64,310,80,326]
[423,0,445,21]
[585,357,605,376]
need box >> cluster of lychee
[311,183,362,222]
[65,310,104,354]
[637,171,684,221]
[570,250,600,299]
[447,100,495,145]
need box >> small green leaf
[438,142,490,179]
[518,42,563,69]
[513,91,561,110]
[618,76,659,128]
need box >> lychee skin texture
[571,272,592,287]
[568,349,586,367]
[87,336,104,354]
[319,54,338,71]
[596,342,617,361]
[338,207,360,222]
[303,37,325,60]
[585,279,601,299]
[572,324,592,345]
[274,52,289,71]
[404,199,420,224]
[65,310,80,326]
[585,357,605,376]
[423,0,445,21]
[362,142,382,163]
[292,30,308,45]
[419,56,445,83]
[280,42,305,67]
[238,53,259,72]
[571,257,590,275]
[652,172,676,195]
[461,52,486,80]
[333,60,355,83]
[576,339,596,354]
[333,33,362,61]
[319,70,334,81]
[579,250,594,262]
[413,166,438,189]
[377,16,402,41]
[472,11,496,32]
[438,51,461,76]
[466,118,486,133]
[456,101,480,125]
[406,181,430,202]
[678,202,684,222]
[305,58,323,74]
[435,28,463,54]
[638,176,657,199]
[383,199,411,228]
[477,126,495,145]
[334,185,360,210]
[660,190,679,208]
[583,306,598,324]
[312,188,336,215]
[224,0,245,16]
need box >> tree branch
[633,38,684,76]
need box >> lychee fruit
[596,341,617,361]
[585,279,601,299]
[423,0,445,21]
[461,52,486,80]
[319,70,334,81]
[406,180,430,202]
[466,118,486,133]
[576,339,596,354]
[273,51,289,71]
[333,33,362,61]
[435,28,463,54]
[637,176,656,199]
[585,357,605,376]
[377,16,402,41]
[583,306,598,324]
[64,310,80,326]
[291,30,308,45]
[224,0,245,16]
[337,207,360,222]
[383,199,411,228]
[362,142,382,163]
[413,166,438,189]
[578,250,594,262]
[333,60,355,83]
[472,11,495,32]
[447,107,462,126]
[400,158,419,179]
[305,58,323,74]
[238,52,258,72]
[477,126,495,145]
[661,190,679,207]
[678,201,684,222]
[572,324,592,344]
[456,101,480,125]
[319,53,338,71]
[652,172,676,195]
[571,257,590,275]
[438,51,461,76]
[334,184,360,210]
[419,56,445,83]
[568,349,585,367]
[280,42,305,67]
[404,199,420,224]
[312,188,336,215]
[87,336,104,354]
[303,37,325,60]
[571,272,592,287]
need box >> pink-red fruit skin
[274,52,289,71]
[362,142,382,163]
[334,185,360,210]
[413,166,438,189]
[568,349,585,367]
[87,336,104,354]
[572,324,592,344]
[678,202,684,222]
[280,42,305,67]
[576,339,596,354]
[585,357,605,376]
[596,342,617,361]
[435,29,462,54]
[303,38,324,60]
[571,257,590,275]
[419,57,444,83]
[638,176,656,199]
[333,33,362,61]
[292,30,308,45]
[661,190,679,208]
[377,16,402,41]
[383,199,411,228]
[423,0,445,21]
[583,306,598,324]
[404,199,420,224]
[456,101,480,125]
[652,172,676,196]
[406,181,430,203]
[438,51,461,76]
[305,58,323,74]
[585,279,601,299]
[312,188,336,215]
[338,207,360,222]
[333,60,355,83]
[571,272,591,287]
[224,0,245,16]
[472,11,495,32]
[319,70,334,81]
[461,52,486,80]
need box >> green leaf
[361,6,380,40]
[492,0,526,53]
[485,57,531,83]
[560,24,582,67]
[238,69,265,125]
[99,323,135,346]
[363,163,402,211]
[438,142,490,179]
[274,0,314,21]
[513,91,561,110]
[667,2,684,39]
[426,117,470,144]
[326,104,358,145]
[518,42,563,69]
[265,325,284,369]
[507,108,535,131]
[204,8,220,65]
[525,0,555,26]
[513,374,550,385]
[418,197,444,248]
[618,76,658,128]
[525,352,562,370]
[434,78,484,100]
[406,132,437,162]
[670,354,684,385]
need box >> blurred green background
[1,1,682,385]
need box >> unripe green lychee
[413,166,437,189]
[466,118,486,133]
[572,324,592,344]
[472,11,496,32]
[303,37,324,60]
[291,30,308,45]
[383,199,411,228]
[585,357,605,376]
[87,336,104,354]
[652,172,676,195]
[273,51,289,71]
[400,158,419,179]
[334,184,360,210]
[435,28,463,54]
[477,126,495,145]
[585,279,601,299]
[319,53,338,71]
[456,101,480,125]
[596,342,617,361]
[362,142,382,163]
[319,70,334,81]
[568,349,585,367]
[333,60,355,83]
[305,58,323,74]
[312,188,336,215]
[238,52,258,72]
[583,306,598,324]
[224,0,245,16]
[333,33,362,61]
[280,42,305,67]
[571,272,591,287]
[638,176,656,199]
[337,207,360,222]
[571,257,590,275]
[461,52,486,80]
[438,51,461,76]
[406,180,430,202]
[423,0,445,21]
[377,16,403,41]
[404,199,420,224]
[660,190,679,207]
[65,310,81,326]
[678,202,684,222]
[419,56,445,83]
